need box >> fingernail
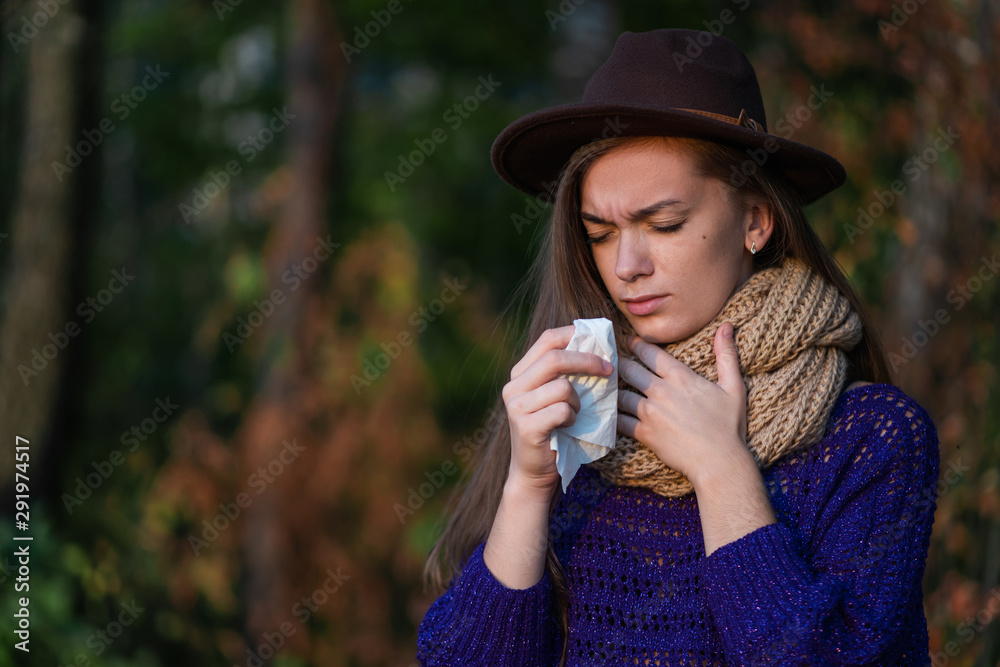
[723,323,732,338]
[603,360,613,372]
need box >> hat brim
[490,103,846,205]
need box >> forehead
[580,139,714,216]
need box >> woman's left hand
[617,321,752,485]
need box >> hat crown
[489,27,846,205]
[582,29,769,132]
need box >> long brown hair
[422,134,893,664]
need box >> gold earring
[750,240,757,255]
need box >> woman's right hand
[501,325,616,494]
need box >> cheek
[669,233,736,303]
[699,217,745,267]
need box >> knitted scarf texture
[587,255,864,497]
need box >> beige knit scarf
[587,255,863,497]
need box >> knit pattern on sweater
[416,383,939,666]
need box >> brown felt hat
[490,28,846,205]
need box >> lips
[624,294,667,316]
[622,294,665,303]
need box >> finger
[713,322,745,395]
[516,347,614,395]
[618,356,657,395]
[537,400,578,431]
[626,334,685,380]
[512,376,582,417]
[617,387,643,418]
[511,326,577,380]
[617,411,639,439]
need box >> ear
[744,196,774,253]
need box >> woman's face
[580,138,772,345]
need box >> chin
[628,317,699,346]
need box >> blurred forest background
[0,0,998,665]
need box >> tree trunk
[237,0,345,641]
[0,2,85,489]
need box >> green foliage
[0,0,996,664]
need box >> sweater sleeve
[416,541,559,666]
[698,386,940,666]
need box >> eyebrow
[580,199,688,226]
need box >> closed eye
[585,221,685,246]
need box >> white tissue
[549,317,618,492]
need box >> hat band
[677,107,764,133]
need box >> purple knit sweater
[416,383,940,666]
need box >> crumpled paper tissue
[549,317,618,492]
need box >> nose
[614,228,653,282]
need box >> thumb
[713,322,745,395]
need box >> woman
[417,29,939,666]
